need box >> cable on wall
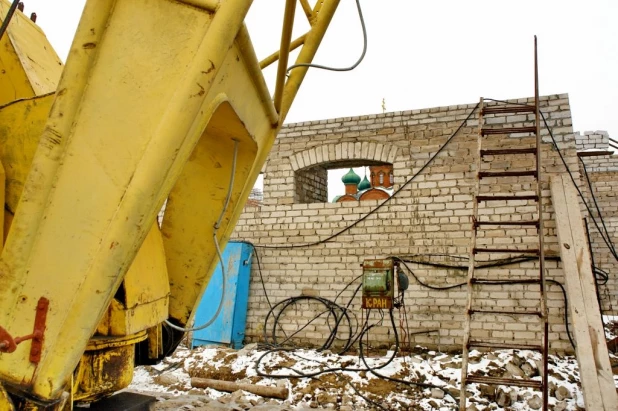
[165,140,239,333]
[254,103,480,249]
[287,0,367,73]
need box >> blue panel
[230,243,252,348]
[192,242,253,349]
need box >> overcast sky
[16,0,618,199]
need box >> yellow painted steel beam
[0,0,62,105]
[259,33,306,70]
[72,332,147,402]
[177,0,219,12]
[0,161,5,252]
[108,223,170,336]
[0,94,54,215]
[273,0,297,112]
[279,0,340,122]
[0,383,14,411]
[312,0,325,22]
[0,0,342,405]
[298,0,313,23]
[0,0,262,401]
[236,25,279,125]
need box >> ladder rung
[476,195,538,202]
[465,375,543,389]
[481,105,536,115]
[475,220,539,228]
[469,309,543,317]
[577,150,614,158]
[480,148,537,156]
[467,340,543,351]
[473,247,539,255]
[481,126,537,136]
[478,170,537,178]
[471,278,541,285]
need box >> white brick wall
[233,94,594,353]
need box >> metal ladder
[460,37,548,410]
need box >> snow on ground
[128,343,602,410]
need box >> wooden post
[550,174,617,410]
[191,378,288,400]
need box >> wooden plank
[191,378,288,399]
[550,174,618,410]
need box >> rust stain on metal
[29,297,49,363]
[0,297,49,363]
[202,60,215,75]
[363,259,392,269]
[191,83,206,98]
[0,326,17,353]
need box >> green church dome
[358,175,371,191]
[341,168,361,185]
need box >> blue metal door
[192,241,253,349]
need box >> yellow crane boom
[0,0,343,408]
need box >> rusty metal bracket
[0,326,17,353]
[0,297,49,363]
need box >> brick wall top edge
[279,94,569,135]
[575,130,610,137]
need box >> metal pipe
[259,33,306,69]
[312,0,325,18]
[278,0,341,122]
[0,0,21,42]
[299,0,313,22]
[236,25,279,125]
[273,0,296,113]
[534,35,549,411]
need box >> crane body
[0,0,342,408]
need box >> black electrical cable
[287,0,367,73]
[254,103,480,249]
[0,0,20,42]
[397,254,560,272]
[236,242,364,348]
[245,97,596,402]
[260,274,365,354]
[231,241,274,309]
[323,283,363,351]
[537,107,618,262]
[394,257,576,350]
[263,294,357,353]
[484,98,615,333]
[594,266,610,286]
[358,310,457,405]
[579,156,617,257]
[255,317,396,379]
[346,380,389,411]
[584,217,610,326]
[256,309,457,408]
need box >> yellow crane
[0,0,348,408]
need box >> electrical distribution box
[361,259,394,309]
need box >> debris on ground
[128,344,597,410]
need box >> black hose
[394,256,576,350]
[358,310,458,405]
[0,0,20,42]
